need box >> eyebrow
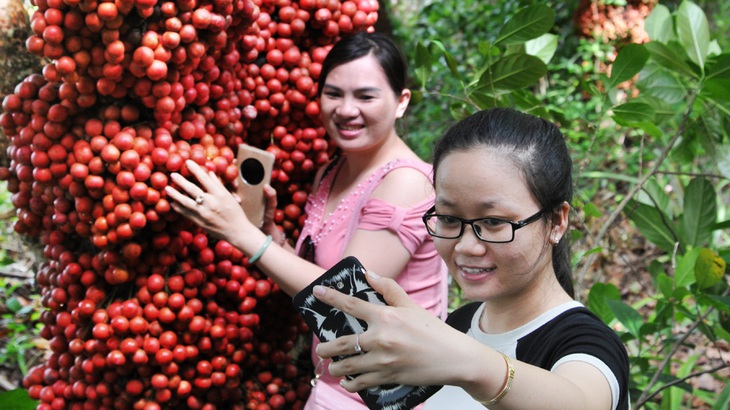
[322,84,382,94]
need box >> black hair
[432,108,575,298]
[317,31,407,97]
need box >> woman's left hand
[314,272,477,392]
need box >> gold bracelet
[481,352,515,407]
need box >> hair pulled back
[432,108,575,298]
[317,31,407,97]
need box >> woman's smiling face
[432,145,554,303]
[318,53,410,154]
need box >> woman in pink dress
[165,32,449,410]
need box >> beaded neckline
[305,157,404,245]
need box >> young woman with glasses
[164,32,449,410]
[313,108,630,409]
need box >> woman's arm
[314,272,614,410]
[165,160,325,296]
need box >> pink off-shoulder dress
[296,156,449,410]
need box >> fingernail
[367,270,380,279]
[313,285,326,296]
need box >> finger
[315,335,365,359]
[185,160,225,194]
[312,285,379,323]
[164,184,199,209]
[263,184,278,208]
[169,172,205,198]
[365,271,420,309]
[337,369,386,393]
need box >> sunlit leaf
[525,33,558,65]
[676,0,710,70]
[645,3,673,43]
[495,5,555,46]
[695,248,726,289]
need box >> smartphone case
[292,256,443,410]
[235,144,275,228]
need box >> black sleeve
[445,302,481,333]
[516,307,630,410]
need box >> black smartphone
[292,256,442,410]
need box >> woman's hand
[260,184,285,244]
[314,272,479,392]
[165,160,256,242]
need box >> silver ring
[354,334,363,354]
[195,195,204,205]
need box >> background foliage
[385,0,730,409]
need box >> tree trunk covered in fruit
[0,0,380,408]
[0,0,43,167]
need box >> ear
[395,88,411,119]
[551,201,571,243]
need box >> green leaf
[625,201,678,253]
[524,33,558,65]
[478,54,547,90]
[583,202,602,218]
[586,283,622,325]
[495,5,555,46]
[607,300,643,339]
[430,40,462,83]
[657,272,674,299]
[0,389,38,410]
[703,295,730,313]
[676,247,701,288]
[608,44,650,89]
[717,145,730,180]
[636,64,688,104]
[636,177,671,215]
[695,248,726,289]
[676,0,710,71]
[611,101,655,124]
[6,297,22,312]
[470,91,500,110]
[713,384,730,410]
[681,177,717,247]
[645,3,673,43]
[644,41,699,79]
[414,42,432,88]
[706,54,730,80]
[510,89,549,118]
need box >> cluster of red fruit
[0,0,379,409]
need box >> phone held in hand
[292,256,443,410]
[235,144,275,228]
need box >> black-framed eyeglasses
[422,206,545,243]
